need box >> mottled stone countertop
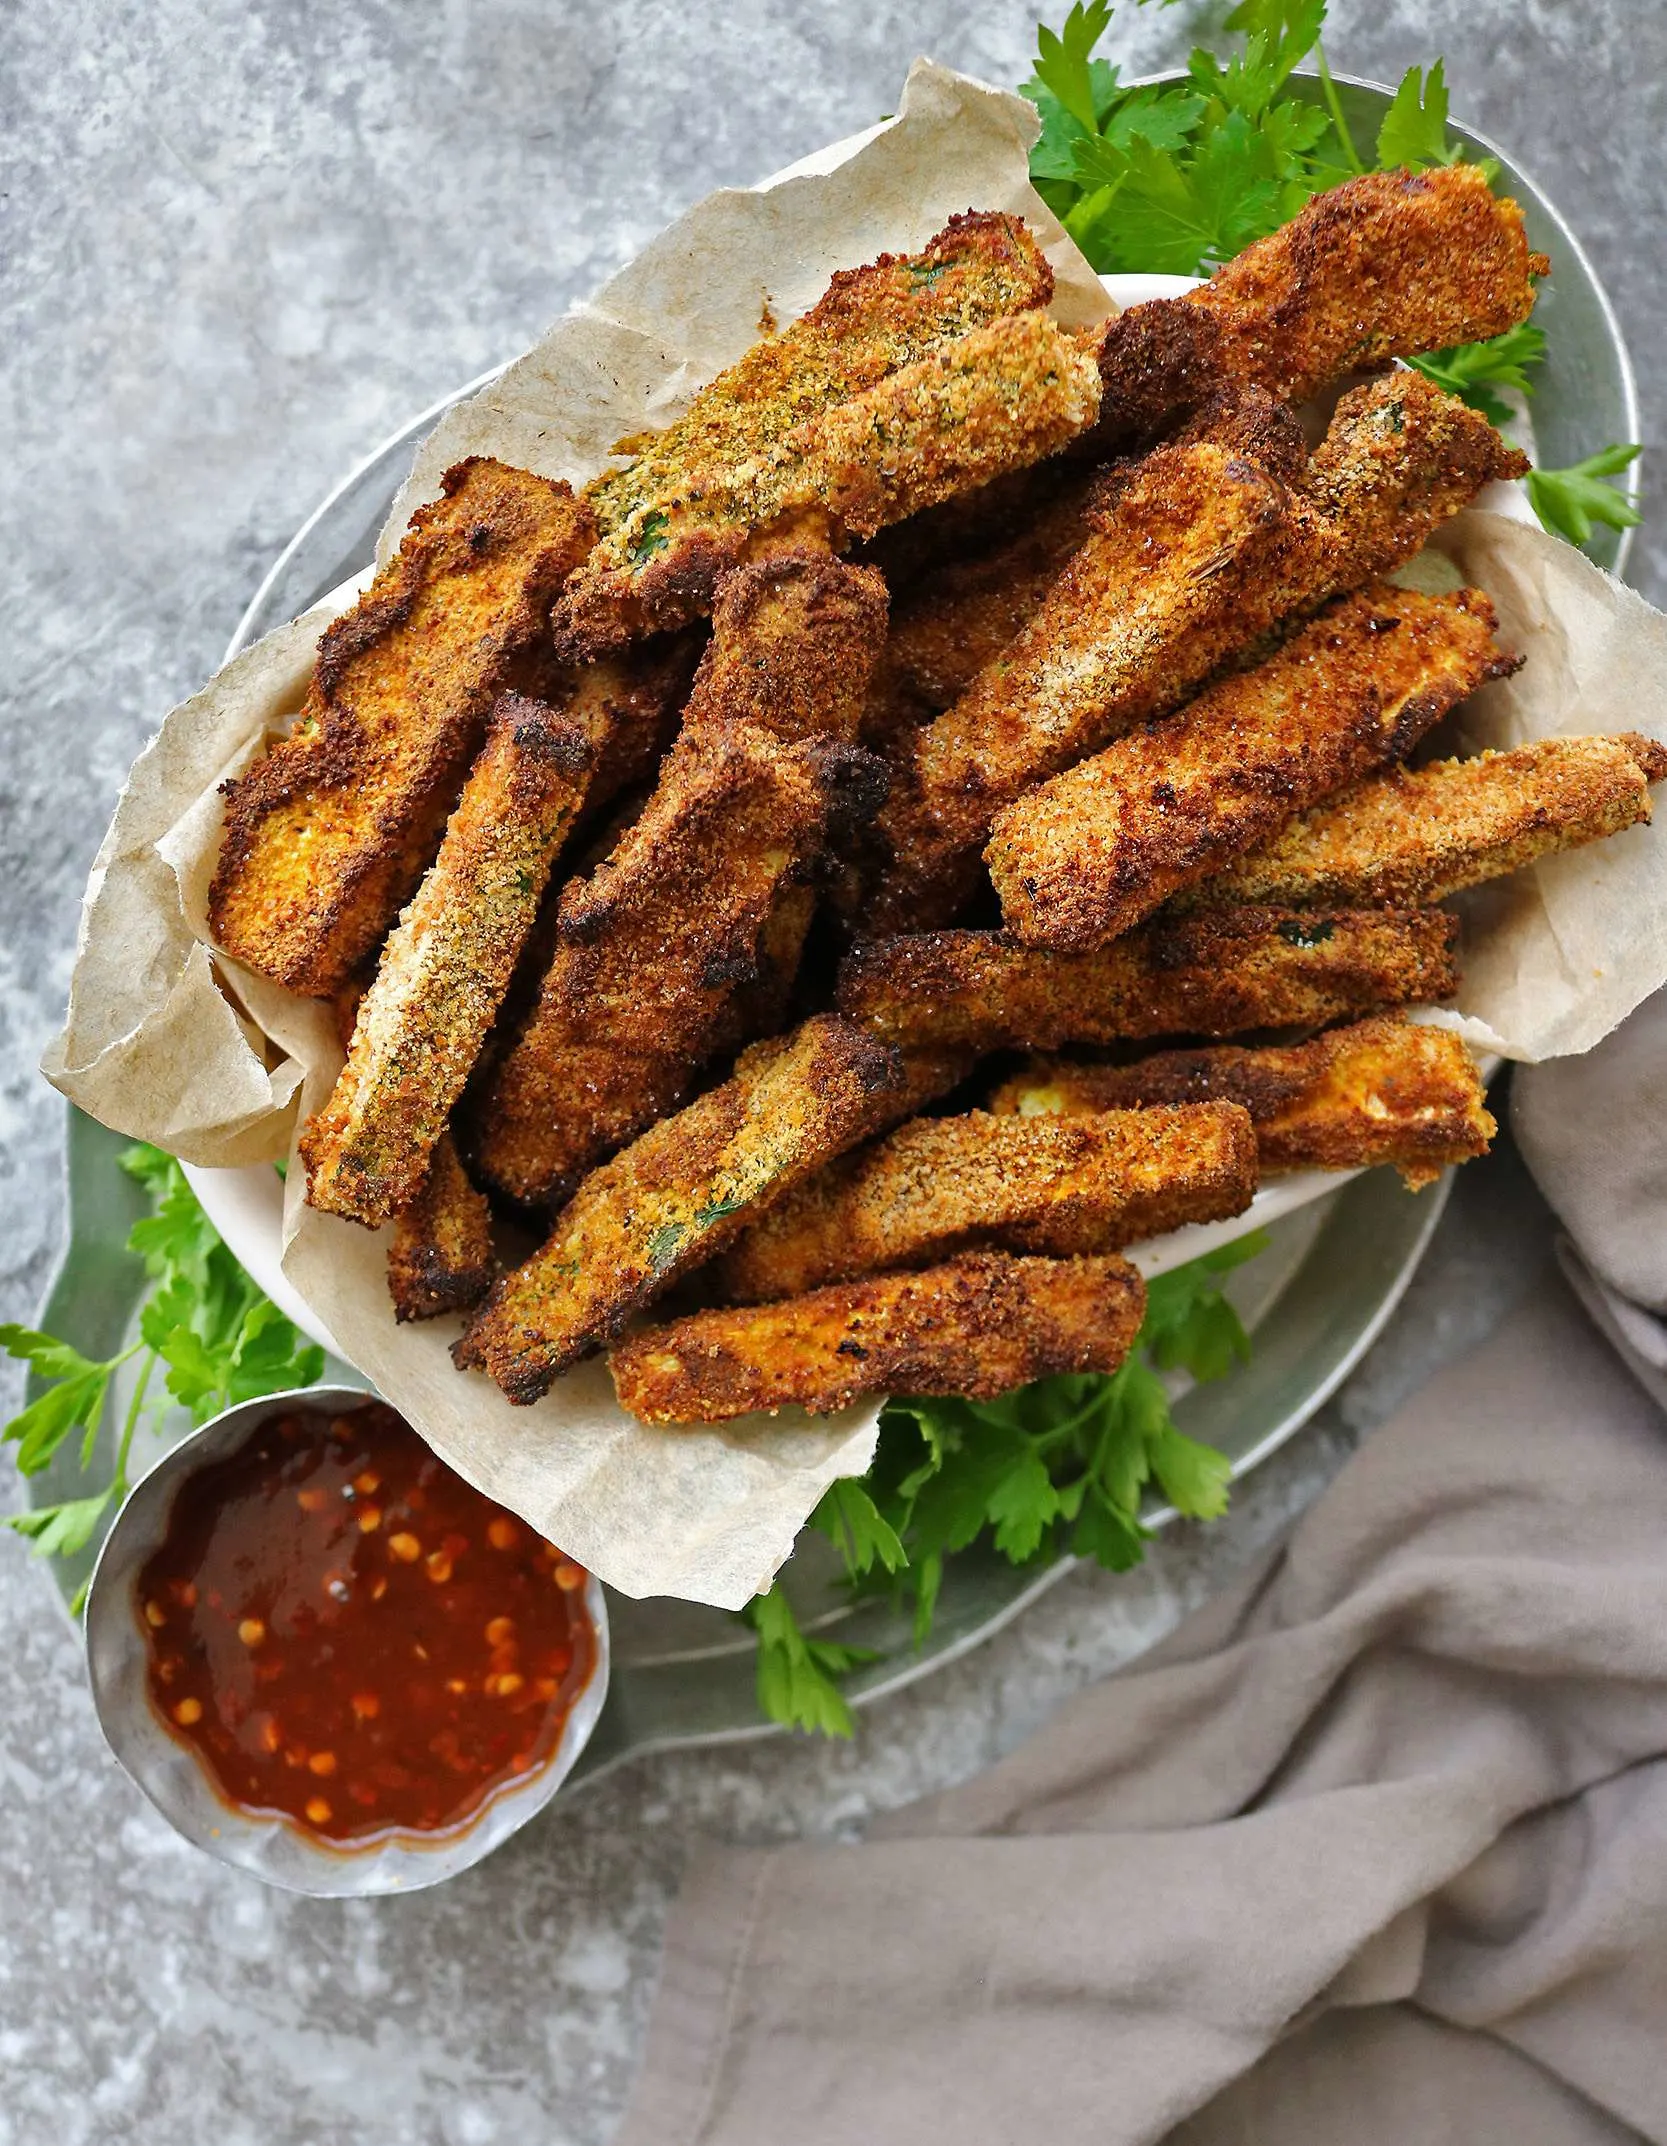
[2,4,1663,2140]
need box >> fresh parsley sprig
[751,1236,1265,1737]
[1526,444,1645,547]
[1024,0,1641,548]
[2,1144,324,1610]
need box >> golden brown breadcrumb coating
[987,582,1517,948]
[610,1250,1148,1422]
[715,1101,1257,1303]
[555,309,1103,656]
[1092,164,1546,447]
[1179,733,1667,911]
[475,554,890,1206]
[868,372,1526,932]
[990,1014,1494,1190]
[301,694,595,1227]
[454,1016,904,1402]
[386,1132,497,1321]
[836,906,1459,1054]
[589,212,1054,545]
[209,458,594,996]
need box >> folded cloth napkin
[619,1006,1667,2146]
[1516,991,1667,1417]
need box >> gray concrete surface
[1,4,1661,2140]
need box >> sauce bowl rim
[83,1381,611,1896]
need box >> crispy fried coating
[1180,733,1667,912]
[988,583,1517,949]
[590,212,1053,543]
[454,1016,904,1402]
[300,694,593,1227]
[475,556,890,1206]
[1092,165,1546,447]
[870,437,1296,930]
[836,906,1458,1055]
[882,465,1101,709]
[665,549,888,746]
[476,725,881,1205]
[868,373,1526,931]
[611,1250,1148,1423]
[386,1132,496,1321]
[716,1101,1257,1303]
[555,310,1103,656]
[990,1015,1494,1191]
[209,459,594,996]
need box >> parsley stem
[111,1350,155,1498]
[1314,43,1364,174]
[1034,1390,1120,1452]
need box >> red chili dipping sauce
[137,1400,596,1845]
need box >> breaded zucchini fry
[662,549,888,747]
[870,373,1525,931]
[209,458,594,996]
[611,1251,1148,1423]
[988,583,1517,948]
[1180,733,1667,911]
[387,1132,496,1321]
[716,1101,1257,1302]
[1093,164,1546,447]
[555,310,1103,656]
[454,1016,903,1402]
[478,725,880,1205]
[476,555,890,1206]
[836,906,1459,1054]
[300,694,594,1226]
[590,211,1053,551]
[990,1014,1495,1190]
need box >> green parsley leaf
[4,1146,325,1600]
[1071,1483,1149,1570]
[1222,0,1327,60]
[1407,321,1547,426]
[1033,0,1114,135]
[118,1142,177,1199]
[1375,61,1455,172]
[985,1448,1062,1562]
[812,1478,907,1577]
[1526,445,1643,546]
[5,1488,116,1560]
[1100,82,1207,155]
[746,1585,877,1738]
[1186,109,1288,257]
[226,1299,325,1407]
[0,1324,106,1388]
[0,1363,112,1476]
[1148,1421,1234,1518]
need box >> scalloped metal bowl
[83,1384,610,1896]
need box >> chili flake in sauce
[137,1399,595,1844]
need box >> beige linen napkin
[618,1253,1667,2143]
[1516,993,1667,1421]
